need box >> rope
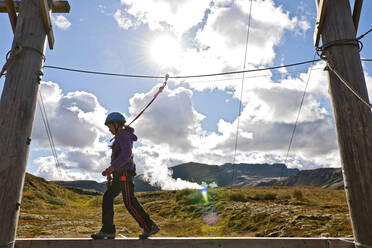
[316,39,362,55]
[38,91,62,178]
[315,33,372,109]
[231,0,253,186]
[38,88,80,236]
[357,27,372,40]
[186,67,324,84]
[283,52,317,166]
[0,46,22,78]
[319,49,372,109]
[43,60,321,80]
[127,74,169,126]
[43,65,164,79]
[39,58,372,80]
[326,63,372,109]
[0,45,45,79]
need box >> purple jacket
[111,127,137,171]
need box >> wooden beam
[40,0,55,49]
[321,0,372,247]
[0,1,70,13]
[0,0,48,246]
[314,0,328,47]
[352,0,363,32]
[13,238,355,248]
[5,0,17,33]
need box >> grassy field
[18,174,352,238]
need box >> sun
[150,35,182,68]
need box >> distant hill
[53,175,160,193]
[50,163,344,193]
[134,175,161,192]
[53,163,300,192]
[258,168,344,189]
[53,180,106,193]
[23,173,95,210]
[171,162,299,187]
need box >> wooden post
[319,0,372,247]
[5,0,17,33]
[0,0,47,247]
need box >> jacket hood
[123,126,138,141]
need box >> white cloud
[191,0,306,72]
[116,0,211,35]
[364,71,372,102]
[129,85,205,152]
[114,9,133,29]
[51,15,71,30]
[32,82,111,180]
[137,146,202,190]
[127,70,340,175]
[32,82,205,189]
[31,72,343,184]
[113,0,312,99]
[34,82,108,149]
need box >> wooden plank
[13,238,355,248]
[313,0,328,47]
[5,0,17,33]
[352,0,363,32]
[0,1,70,13]
[40,0,55,49]
[321,0,372,247]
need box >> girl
[91,112,159,239]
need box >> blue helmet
[105,112,126,126]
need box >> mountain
[171,162,299,187]
[258,168,344,189]
[134,175,161,192]
[50,163,344,193]
[53,180,106,193]
[54,163,299,192]
[53,175,160,193]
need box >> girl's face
[107,123,116,135]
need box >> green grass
[18,174,353,238]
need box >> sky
[0,0,372,188]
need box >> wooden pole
[0,0,47,247]
[319,0,372,247]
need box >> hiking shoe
[139,224,160,239]
[91,230,116,239]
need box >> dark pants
[102,170,154,233]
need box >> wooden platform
[14,237,354,248]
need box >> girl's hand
[107,174,112,182]
[102,166,114,176]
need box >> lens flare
[202,210,219,225]
[200,185,208,202]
